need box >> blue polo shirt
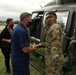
[11,23,30,67]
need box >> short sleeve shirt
[11,23,30,66]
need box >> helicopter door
[30,12,44,39]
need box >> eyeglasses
[46,16,53,19]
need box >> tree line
[0,20,20,25]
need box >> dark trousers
[12,65,30,75]
[1,47,11,72]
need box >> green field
[0,49,43,75]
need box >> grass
[0,30,2,33]
[30,52,45,73]
[0,49,43,75]
[67,66,76,75]
[0,49,12,75]
[30,48,45,75]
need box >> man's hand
[33,43,42,48]
[32,45,37,51]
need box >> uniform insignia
[47,28,53,38]
[49,33,53,38]
[48,28,53,34]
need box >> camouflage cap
[46,11,57,18]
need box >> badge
[49,33,53,38]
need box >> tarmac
[0,25,5,30]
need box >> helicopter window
[32,13,38,19]
[56,11,69,31]
[30,12,44,39]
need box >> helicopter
[28,0,76,52]
[28,0,76,74]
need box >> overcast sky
[0,0,52,20]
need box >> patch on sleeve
[49,33,53,38]
[47,27,53,38]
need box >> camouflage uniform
[45,23,64,75]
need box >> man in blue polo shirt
[11,12,37,75]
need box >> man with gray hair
[11,12,37,75]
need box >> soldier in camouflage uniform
[34,11,64,75]
[44,11,64,75]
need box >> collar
[19,23,26,29]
